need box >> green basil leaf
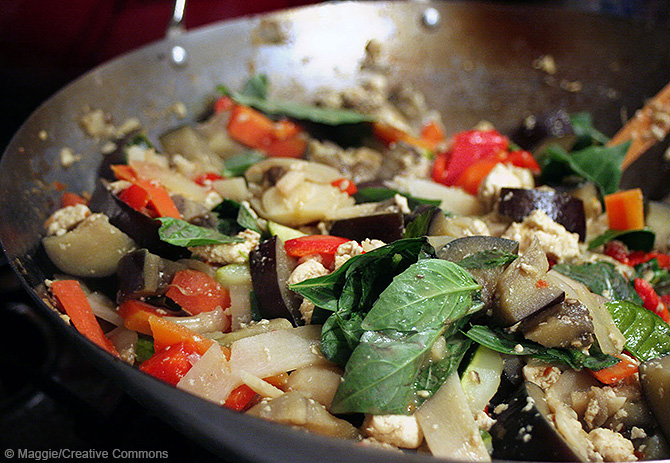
[463,325,619,371]
[457,250,518,270]
[222,150,266,177]
[135,336,155,363]
[320,311,367,366]
[414,328,472,407]
[237,202,261,235]
[233,93,372,126]
[607,300,670,362]
[361,260,482,333]
[569,112,610,145]
[125,132,154,150]
[330,329,440,414]
[212,199,261,236]
[240,74,269,100]
[540,142,630,197]
[157,217,243,247]
[588,228,655,252]
[553,262,642,305]
[329,260,481,414]
[353,186,441,210]
[403,206,439,239]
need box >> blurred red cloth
[0,0,317,71]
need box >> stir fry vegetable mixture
[44,63,670,461]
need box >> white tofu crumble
[189,229,260,265]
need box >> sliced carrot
[227,105,275,149]
[590,353,639,385]
[147,314,225,357]
[420,120,445,145]
[60,191,88,208]
[118,299,171,335]
[372,122,435,151]
[604,188,645,231]
[265,136,307,158]
[51,280,119,357]
[454,158,500,195]
[111,164,139,182]
[110,164,181,219]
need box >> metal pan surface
[2,2,670,462]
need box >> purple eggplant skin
[640,354,670,443]
[88,180,188,261]
[249,236,303,326]
[116,248,186,303]
[498,187,586,241]
[438,236,519,309]
[510,109,574,151]
[329,212,404,243]
[490,382,585,462]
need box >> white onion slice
[164,307,230,334]
[177,344,239,405]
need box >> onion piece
[177,343,239,405]
[216,263,253,331]
[387,176,484,216]
[545,269,625,355]
[211,177,251,203]
[108,326,137,364]
[87,291,124,326]
[286,365,343,410]
[164,307,230,334]
[229,325,328,379]
[416,372,491,461]
[239,370,283,399]
[208,318,293,346]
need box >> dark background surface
[1,1,669,461]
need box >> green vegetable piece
[222,150,266,177]
[212,199,261,236]
[540,141,630,197]
[403,206,439,239]
[157,217,243,247]
[553,261,642,305]
[125,132,154,150]
[361,259,482,333]
[135,336,155,363]
[330,260,482,414]
[267,220,306,241]
[240,74,269,99]
[635,259,670,296]
[463,325,619,371]
[607,300,670,362]
[569,112,610,146]
[457,250,518,270]
[588,228,655,252]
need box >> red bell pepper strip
[50,280,119,357]
[224,384,257,411]
[590,353,639,385]
[194,172,224,186]
[634,278,670,322]
[213,95,235,113]
[331,178,357,195]
[117,183,149,211]
[264,136,307,158]
[139,341,202,386]
[432,130,509,186]
[284,235,351,258]
[111,164,181,219]
[165,269,231,316]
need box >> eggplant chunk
[249,236,303,326]
[329,212,404,243]
[639,354,670,443]
[493,239,565,326]
[116,249,185,302]
[498,187,586,241]
[438,236,519,309]
[521,299,594,350]
[510,110,574,151]
[43,213,137,277]
[491,382,588,462]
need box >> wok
[2,2,670,462]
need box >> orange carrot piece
[590,353,639,385]
[51,280,119,357]
[421,120,446,145]
[227,105,275,149]
[454,158,500,195]
[137,179,181,219]
[147,314,223,357]
[604,188,645,231]
[265,136,307,158]
[60,191,88,208]
[372,122,436,151]
[118,299,170,335]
